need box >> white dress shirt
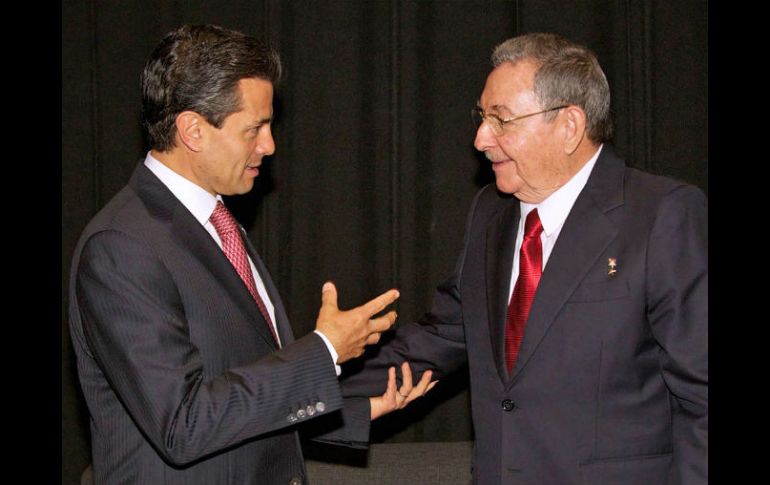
[144,153,341,374]
[508,145,603,301]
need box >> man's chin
[222,184,255,197]
[494,177,520,195]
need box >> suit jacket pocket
[569,278,629,302]
[580,452,671,485]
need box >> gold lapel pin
[608,257,617,276]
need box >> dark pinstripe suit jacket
[338,145,708,484]
[68,164,368,484]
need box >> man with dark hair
[338,32,707,484]
[68,24,432,484]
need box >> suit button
[501,399,515,412]
[287,413,298,423]
[288,478,302,485]
[306,405,316,416]
[315,402,326,413]
[296,409,306,419]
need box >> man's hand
[370,362,438,420]
[315,282,399,364]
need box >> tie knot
[523,209,543,239]
[209,201,239,236]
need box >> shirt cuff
[314,330,342,376]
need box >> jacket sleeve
[74,229,344,466]
[329,188,494,400]
[645,185,708,483]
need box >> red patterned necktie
[505,208,543,374]
[209,201,279,345]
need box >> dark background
[62,0,707,482]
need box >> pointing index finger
[361,289,400,316]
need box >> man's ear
[175,111,204,152]
[562,106,587,155]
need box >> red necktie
[209,201,279,345]
[505,209,543,374]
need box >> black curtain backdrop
[62,1,707,482]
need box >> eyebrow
[475,102,512,115]
[248,115,273,128]
[488,104,512,114]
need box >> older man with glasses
[327,32,707,485]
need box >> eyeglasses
[471,105,569,136]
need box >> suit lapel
[485,199,520,384]
[507,192,616,383]
[172,213,280,347]
[507,148,625,384]
[241,232,295,346]
[131,165,279,350]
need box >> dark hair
[141,24,282,151]
[492,33,613,143]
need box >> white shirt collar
[143,151,222,223]
[521,144,603,235]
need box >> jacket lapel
[485,198,520,384]
[130,165,279,350]
[507,148,625,384]
[241,232,295,346]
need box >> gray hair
[491,33,612,143]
